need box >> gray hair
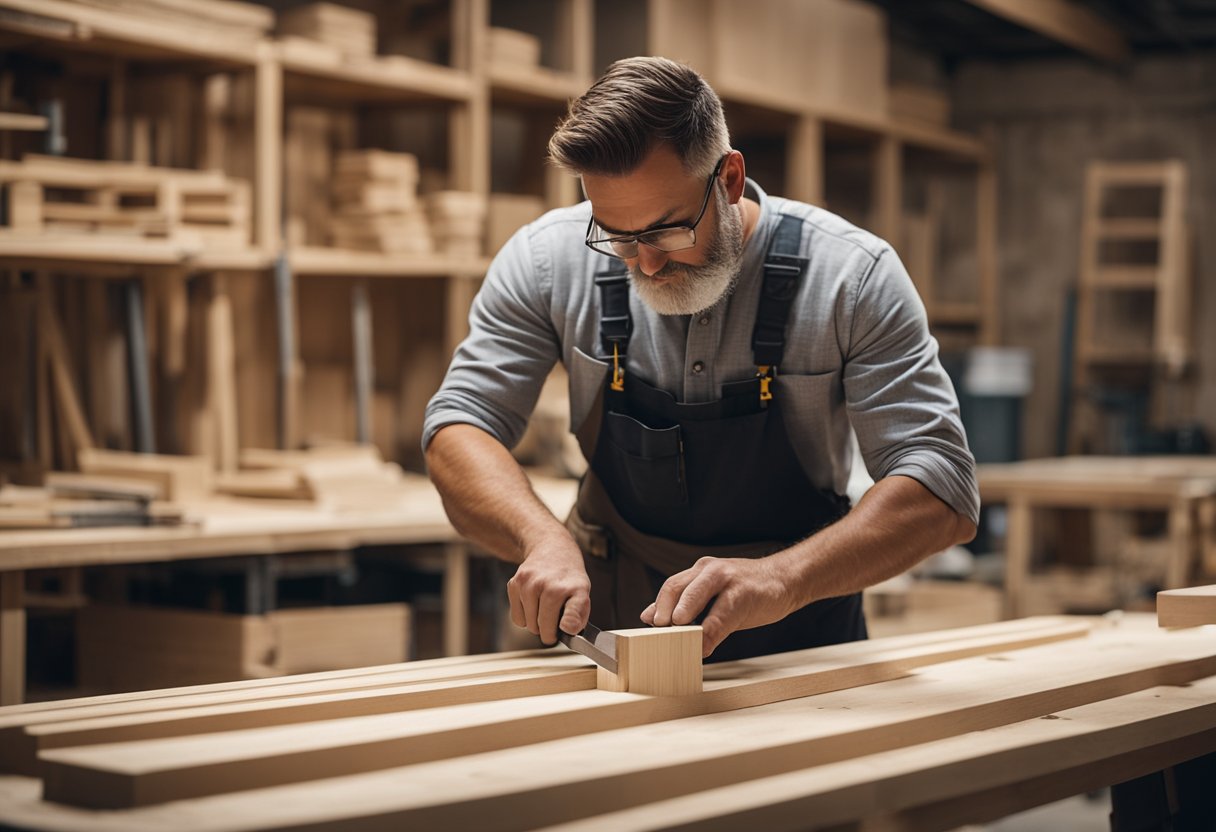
[548,56,730,179]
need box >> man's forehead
[583,168,701,236]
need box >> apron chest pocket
[601,411,687,507]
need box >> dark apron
[568,214,867,663]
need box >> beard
[630,185,745,317]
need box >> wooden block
[7,180,42,231]
[77,448,212,501]
[595,626,703,696]
[1158,585,1216,628]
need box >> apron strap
[751,213,808,369]
[594,259,631,360]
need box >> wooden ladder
[1068,159,1191,454]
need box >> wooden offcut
[1158,585,1216,628]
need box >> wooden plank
[37,619,1093,808]
[1158,585,1216,628]
[543,677,1216,832]
[34,622,1214,822]
[206,275,239,472]
[254,44,281,250]
[38,281,96,456]
[0,572,23,706]
[44,473,161,502]
[962,0,1128,64]
[11,667,594,775]
[0,112,48,131]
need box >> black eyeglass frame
[583,153,729,260]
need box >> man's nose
[635,244,668,276]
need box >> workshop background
[0,2,1213,829]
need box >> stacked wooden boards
[1,615,1215,830]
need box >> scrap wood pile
[0,444,423,530]
[0,613,1214,829]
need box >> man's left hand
[640,556,795,658]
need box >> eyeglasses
[584,154,728,260]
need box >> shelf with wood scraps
[0,0,262,67]
[488,64,586,108]
[287,247,490,278]
[277,45,475,106]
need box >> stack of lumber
[1,615,1215,829]
[329,150,431,254]
[487,27,542,69]
[0,155,251,248]
[219,444,422,512]
[78,448,212,502]
[0,472,186,529]
[424,190,486,257]
[277,2,376,59]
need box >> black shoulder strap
[751,213,808,368]
[595,258,632,360]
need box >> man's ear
[722,150,747,204]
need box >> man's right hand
[507,535,591,646]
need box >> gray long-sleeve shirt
[424,179,980,526]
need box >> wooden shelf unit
[0,0,1001,477]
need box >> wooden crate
[0,155,251,248]
[77,602,411,692]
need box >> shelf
[716,80,989,162]
[488,64,586,108]
[1088,266,1160,289]
[0,0,261,67]
[278,46,474,105]
[288,247,490,278]
[0,234,273,271]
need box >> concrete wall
[949,54,1215,458]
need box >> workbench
[0,613,1212,831]
[0,473,579,705]
[978,456,1216,617]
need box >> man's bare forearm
[775,475,977,612]
[425,424,573,565]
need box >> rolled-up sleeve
[843,248,980,525]
[422,227,558,452]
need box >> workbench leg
[1,572,26,705]
[1164,498,1194,590]
[443,542,469,657]
[1003,498,1032,619]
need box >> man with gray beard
[423,57,979,662]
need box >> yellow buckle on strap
[611,343,625,391]
[757,365,775,402]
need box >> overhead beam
[963,0,1129,64]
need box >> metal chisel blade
[557,622,618,674]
